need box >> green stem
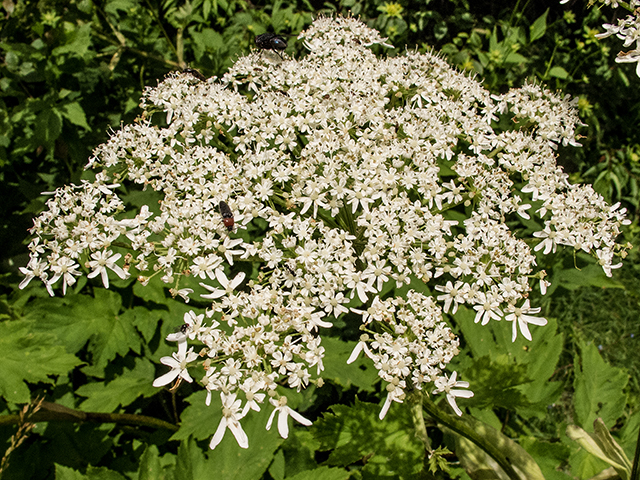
[409,391,432,455]
[0,402,178,432]
[421,395,521,480]
[631,421,640,480]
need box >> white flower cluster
[562,0,640,77]
[21,16,630,449]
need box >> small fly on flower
[219,201,235,231]
[183,67,206,81]
[255,33,288,59]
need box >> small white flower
[153,340,199,387]
[504,299,548,342]
[200,270,246,299]
[210,393,249,449]
[432,372,474,416]
[266,396,312,439]
[346,334,375,364]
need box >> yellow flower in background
[379,2,404,18]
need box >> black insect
[180,324,190,334]
[284,263,296,276]
[183,67,206,81]
[219,201,235,231]
[255,33,288,59]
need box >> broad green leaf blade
[202,405,283,480]
[573,340,627,428]
[0,320,82,403]
[285,466,350,480]
[519,436,573,480]
[566,419,632,480]
[85,466,128,479]
[548,66,569,79]
[60,101,90,129]
[55,464,127,480]
[55,464,86,480]
[171,391,222,442]
[77,358,158,412]
[529,10,548,43]
[23,290,143,376]
[321,336,378,391]
[174,405,284,480]
[312,398,423,477]
[138,444,175,480]
[454,307,564,414]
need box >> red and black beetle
[219,201,235,231]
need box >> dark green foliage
[313,398,424,477]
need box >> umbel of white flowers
[21,16,630,450]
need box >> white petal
[446,394,463,416]
[153,369,179,387]
[379,393,393,420]
[210,417,228,449]
[277,409,290,439]
[230,271,246,289]
[287,407,312,426]
[346,343,364,364]
[266,408,278,431]
[228,419,249,449]
[215,269,229,288]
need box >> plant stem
[421,395,522,480]
[409,391,432,455]
[0,402,178,432]
[631,421,640,480]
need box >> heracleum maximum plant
[20,16,630,450]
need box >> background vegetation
[1,0,639,478]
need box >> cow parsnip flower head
[22,16,630,449]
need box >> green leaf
[54,464,127,480]
[175,439,197,480]
[138,444,175,480]
[567,447,610,479]
[268,449,285,480]
[566,419,632,480]
[504,52,528,64]
[0,320,82,403]
[551,264,623,290]
[529,10,548,43]
[52,23,93,57]
[548,66,569,79]
[453,307,563,414]
[76,357,157,412]
[174,391,284,480]
[60,101,90,130]
[129,306,164,344]
[172,391,224,441]
[519,437,573,480]
[23,290,142,376]
[573,340,628,428]
[285,466,350,480]
[460,354,530,410]
[85,466,128,480]
[448,415,545,480]
[55,464,86,480]
[35,107,62,146]
[312,398,423,477]
[320,336,378,391]
[177,404,284,480]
